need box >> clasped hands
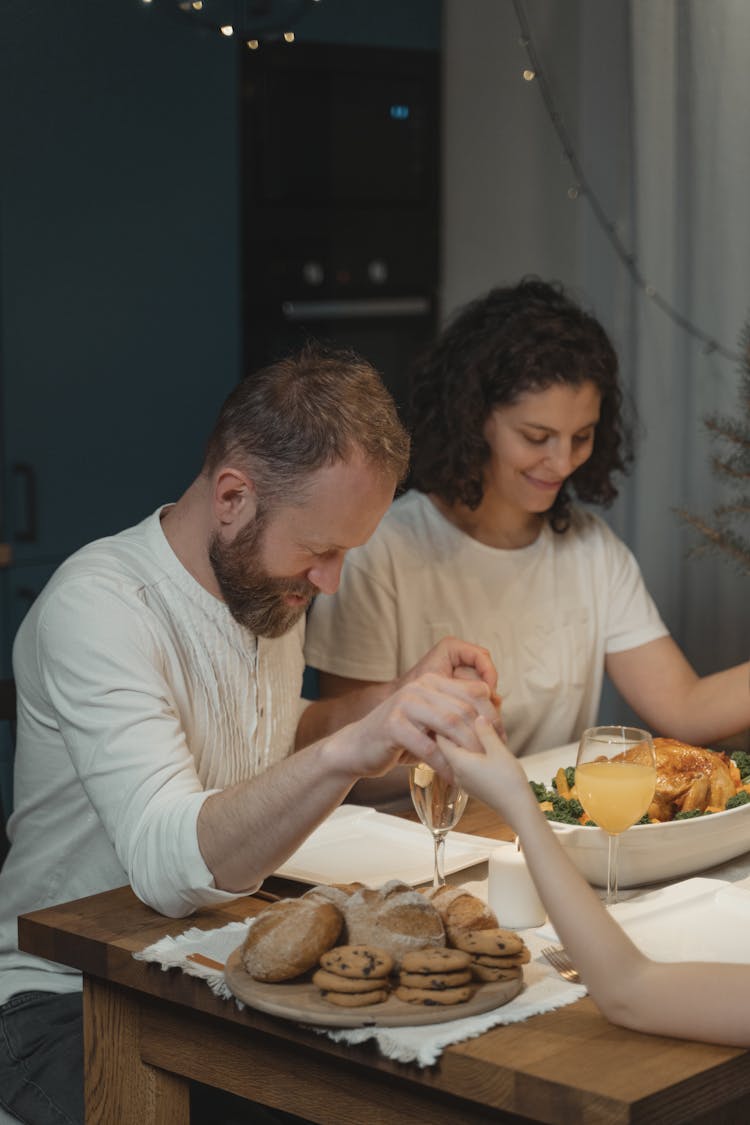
[357,636,505,781]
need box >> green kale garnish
[529,780,553,803]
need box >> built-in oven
[241,39,441,422]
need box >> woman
[305,278,750,767]
[438,717,750,1047]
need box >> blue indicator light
[389,104,410,120]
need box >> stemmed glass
[574,725,656,906]
[409,760,468,889]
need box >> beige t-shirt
[305,491,668,757]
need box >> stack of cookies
[395,947,475,1007]
[426,885,530,984]
[312,944,393,1007]
[450,927,530,983]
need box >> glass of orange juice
[575,725,656,905]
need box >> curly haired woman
[305,279,750,788]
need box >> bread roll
[343,879,445,965]
[427,885,498,942]
[302,882,365,911]
[241,897,343,982]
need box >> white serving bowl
[521,743,750,888]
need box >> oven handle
[281,297,431,321]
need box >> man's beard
[208,517,316,638]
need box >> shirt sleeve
[596,519,670,654]
[33,575,248,916]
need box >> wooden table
[17,799,750,1125]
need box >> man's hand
[399,636,497,696]
[399,639,504,739]
[297,637,502,778]
[324,670,498,784]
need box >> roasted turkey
[614,737,735,822]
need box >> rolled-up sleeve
[34,577,246,916]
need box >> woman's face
[482,381,601,515]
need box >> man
[0,343,497,1124]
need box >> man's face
[209,513,318,638]
[209,453,395,638]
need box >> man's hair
[203,341,410,508]
[408,277,633,532]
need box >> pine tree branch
[714,500,750,520]
[677,511,750,574]
[679,312,750,572]
[704,416,750,445]
[710,456,750,481]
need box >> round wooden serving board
[224,945,524,1028]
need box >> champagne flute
[574,725,656,906]
[409,760,468,889]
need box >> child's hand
[438,716,528,813]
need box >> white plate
[538,876,750,963]
[274,805,496,887]
[521,744,750,888]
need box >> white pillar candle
[487,840,547,929]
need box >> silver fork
[541,945,581,983]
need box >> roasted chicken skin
[614,737,735,822]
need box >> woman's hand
[396,638,502,735]
[452,665,505,739]
[399,636,498,696]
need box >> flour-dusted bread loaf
[241,897,343,982]
[302,882,365,911]
[342,880,445,966]
[426,885,498,942]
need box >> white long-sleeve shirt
[0,507,306,1004]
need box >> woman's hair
[203,341,410,511]
[408,277,633,532]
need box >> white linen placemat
[535,875,750,964]
[133,885,584,1068]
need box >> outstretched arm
[607,635,750,745]
[440,718,750,1048]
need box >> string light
[511,0,742,365]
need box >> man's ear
[213,468,257,527]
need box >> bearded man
[0,343,497,1125]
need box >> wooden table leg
[83,977,189,1124]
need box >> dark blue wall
[0,0,242,665]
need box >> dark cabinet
[0,0,242,673]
